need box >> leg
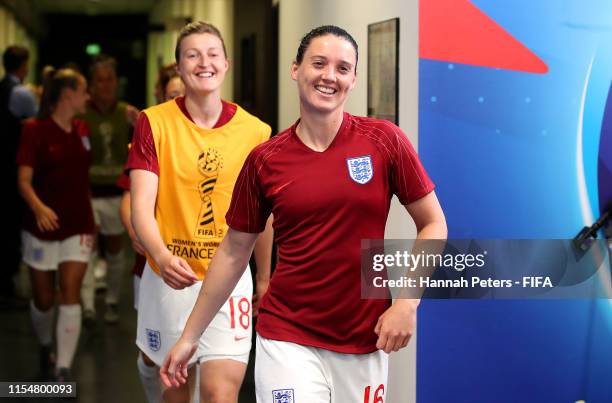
[255,335,331,403]
[80,231,98,317]
[200,359,247,403]
[198,269,253,403]
[103,233,125,306]
[97,196,126,319]
[23,232,59,378]
[56,261,87,373]
[29,267,56,312]
[29,267,56,346]
[162,365,196,403]
[137,349,163,403]
[58,260,87,305]
[29,266,57,378]
[136,264,198,403]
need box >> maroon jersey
[116,171,130,190]
[17,118,95,241]
[226,113,435,354]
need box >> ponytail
[38,67,83,119]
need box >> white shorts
[92,196,124,236]
[133,274,141,310]
[21,231,93,271]
[255,335,388,403]
[136,262,253,367]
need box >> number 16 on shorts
[364,384,385,403]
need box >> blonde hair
[175,21,227,62]
[38,68,83,119]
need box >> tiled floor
[0,266,257,403]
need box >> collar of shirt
[7,74,21,84]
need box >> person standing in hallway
[154,62,179,105]
[161,25,447,402]
[17,67,94,381]
[129,21,273,403]
[1,45,38,308]
[117,67,185,403]
[80,55,139,325]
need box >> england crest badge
[81,136,91,151]
[272,389,294,403]
[346,155,373,184]
[146,328,161,352]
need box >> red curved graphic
[419,0,548,73]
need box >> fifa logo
[195,148,223,238]
[99,121,114,164]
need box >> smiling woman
[292,26,358,131]
[126,20,273,403]
[174,23,229,108]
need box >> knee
[201,384,238,403]
[162,387,190,403]
[32,290,55,311]
[32,297,54,312]
[59,282,84,305]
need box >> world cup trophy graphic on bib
[195,148,223,238]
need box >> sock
[56,304,81,369]
[81,257,96,312]
[30,301,54,346]
[137,351,162,403]
[105,251,125,305]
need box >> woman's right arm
[160,228,259,387]
[119,190,146,255]
[17,166,59,232]
[130,169,198,289]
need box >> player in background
[17,67,94,381]
[80,55,139,325]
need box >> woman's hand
[156,252,199,290]
[34,204,59,232]
[159,338,198,388]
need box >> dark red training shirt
[226,113,435,354]
[17,118,95,240]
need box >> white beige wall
[0,5,37,83]
[278,1,419,402]
[147,0,234,106]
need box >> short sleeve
[9,86,38,119]
[225,150,271,233]
[387,123,435,205]
[116,172,130,190]
[126,112,159,175]
[16,121,39,168]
